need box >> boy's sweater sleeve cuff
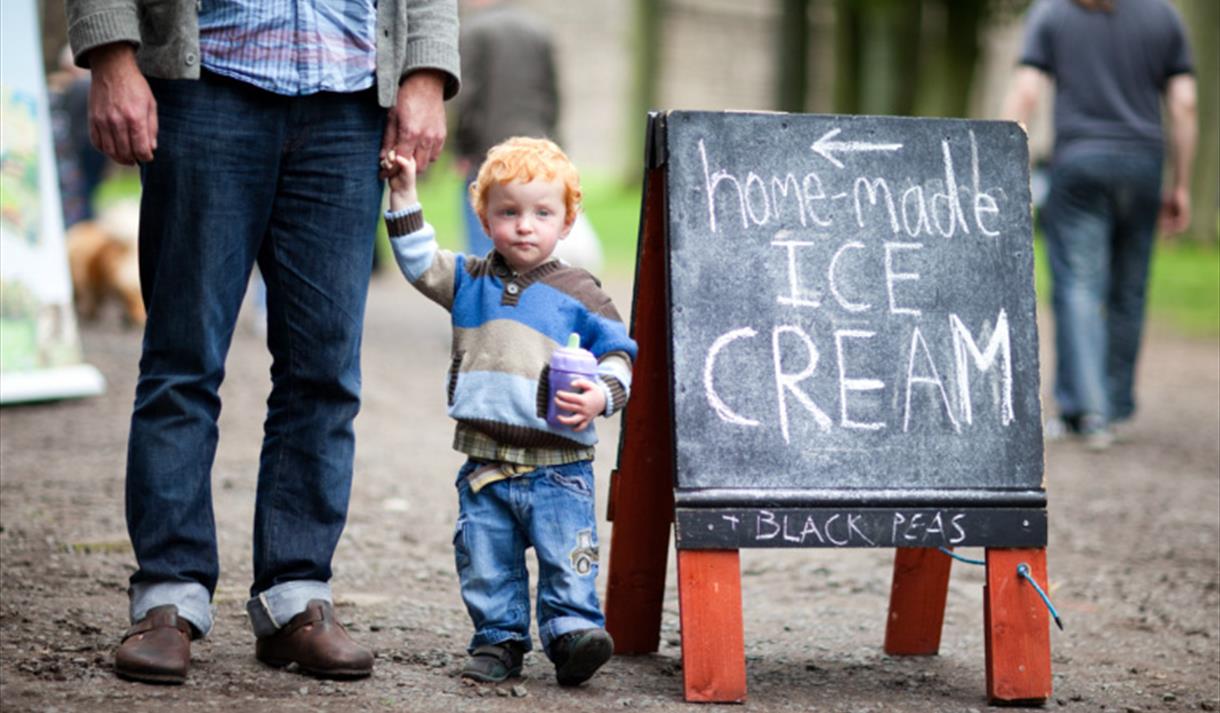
[385,204,424,236]
[596,379,615,417]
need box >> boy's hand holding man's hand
[382,149,419,211]
[554,379,606,432]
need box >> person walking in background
[48,45,107,227]
[453,0,603,271]
[65,0,459,684]
[1002,0,1197,450]
[455,0,558,257]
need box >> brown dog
[66,215,145,326]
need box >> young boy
[381,137,637,686]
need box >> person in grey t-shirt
[1002,0,1197,450]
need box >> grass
[93,166,1218,339]
[1033,236,1220,339]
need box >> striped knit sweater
[387,204,637,465]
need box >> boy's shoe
[461,640,526,683]
[551,628,613,687]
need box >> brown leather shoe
[114,604,192,684]
[255,599,373,679]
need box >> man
[65,0,459,683]
[1002,0,1197,450]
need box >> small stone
[297,686,308,696]
[1164,693,1177,702]
[1200,701,1218,711]
[495,687,509,697]
[510,685,528,698]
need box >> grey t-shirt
[1019,0,1193,161]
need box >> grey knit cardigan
[65,0,461,107]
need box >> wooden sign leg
[884,547,952,655]
[604,161,674,655]
[677,549,747,703]
[984,547,1052,704]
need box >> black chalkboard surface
[660,111,1044,517]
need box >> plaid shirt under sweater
[386,204,637,467]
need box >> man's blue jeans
[126,72,384,637]
[453,460,604,660]
[1040,150,1163,426]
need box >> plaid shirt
[453,425,594,468]
[198,0,377,96]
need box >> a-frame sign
[605,111,1052,704]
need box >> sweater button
[184,52,197,66]
[505,283,520,295]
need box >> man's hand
[87,43,157,165]
[381,150,419,211]
[380,70,446,179]
[554,379,607,432]
[1159,185,1191,235]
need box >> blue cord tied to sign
[938,546,986,566]
[1017,563,1065,631]
[937,547,1065,631]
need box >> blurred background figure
[1002,0,1198,450]
[454,0,603,271]
[48,45,107,227]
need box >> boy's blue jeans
[453,459,604,660]
[125,72,384,637]
[1040,150,1163,426]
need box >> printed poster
[0,0,104,403]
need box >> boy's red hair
[470,137,582,225]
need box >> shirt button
[184,52,197,66]
[506,283,520,295]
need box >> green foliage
[580,172,643,278]
[1034,237,1219,339]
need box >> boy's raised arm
[383,152,459,310]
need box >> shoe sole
[459,665,523,683]
[556,630,613,687]
[257,655,372,680]
[115,668,186,685]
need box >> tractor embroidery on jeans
[570,529,598,575]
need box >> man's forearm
[1166,75,1198,192]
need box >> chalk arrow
[810,128,903,169]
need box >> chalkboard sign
[605,112,1054,705]
[650,111,1044,544]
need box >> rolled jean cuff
[539,615,602,658]
[130,580,212,637]
[246,580,332,638]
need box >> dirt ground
[1,272,1217,713]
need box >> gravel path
[2,273,1217,712]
